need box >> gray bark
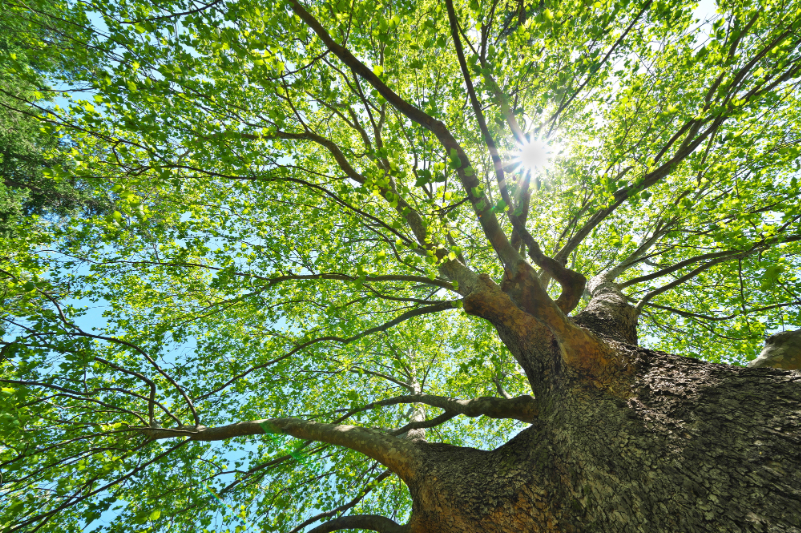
[573,276,639,345]
[749,329,801,370]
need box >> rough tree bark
[399,272,801,532]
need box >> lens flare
[518,140,552,169]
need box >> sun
[517,140,553,169]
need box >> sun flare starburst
[517,140,553,169]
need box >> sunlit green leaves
[1,0,799,530]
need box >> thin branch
[644,300,801,321]
[389,411,458,436]
[544,0,653,134]
[634,246,767,312]
[621,249,741,288]
[14,440,188,533]
[492,375,512,399]
[124,0,224,23]
[82,259,454,291]
[288,470,394,533]
[0,379,149,426]
[37,292,199,425]
[195,301,457,400]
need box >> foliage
[0,2,109,236]
[0,0,799,531]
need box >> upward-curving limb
[287,0,521,269]
[307,514,409,533]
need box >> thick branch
[443,0,585,313]
[142,418,422,481]
[341,393,538,424]
[748,329,801,370]
[554,116,725,265]
[520,234,587,313]
[405,394,538,422]
[466,269,610,375]
[600,224,670,284]
[445,0,511,209]
[575,278,640,345]
[287,0,520,267]
[307,515,408,533]
[555,25,797,265]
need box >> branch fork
[463,265,617,378]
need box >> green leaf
[492,199,508,213]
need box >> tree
[0,2,108,236]
[1,0,800,530]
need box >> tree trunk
[403,281,801,532]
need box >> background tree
[1,0,800,531]
[0,1,108,236]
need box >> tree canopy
[0,2,107,236]
[0,0,799,531]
